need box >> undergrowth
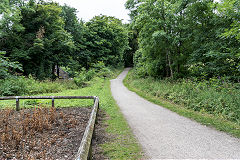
[0,76,78,96]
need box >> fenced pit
[0,96,99,160]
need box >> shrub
[73,67,97,87]
[74,73,87,87]
[0,76,78,96]
[97,67,113,78]
[85,69,96,81]
[73,63,116,87]
[92,61,113,78]
[0,77,29,96]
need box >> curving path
[110,68,240,159]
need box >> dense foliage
[0,51,22,79]
[126,0,240,81]
[0,0,129,80]
[1,1,75,79]
[85,16,128,67]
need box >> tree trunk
[52,64,55,80]
[177,46,181,73]
[57,64,60,78]
[167,51,173,78]
[166,54,169,77]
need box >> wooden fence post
[52,98,55,107]
[16,98,20,111]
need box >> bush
[73,63,115,87]
[73,68,97,87]
[92,61,113,78]
[0,77,29,96]
[85,69,96,81]
[97,67,113,78]
[0,76,78,96]
[74,72,87,87]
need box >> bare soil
[92,110,111,160]
[0,107,91,160]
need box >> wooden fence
[0,96,95,111]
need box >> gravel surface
[111,68,240,159]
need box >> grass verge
[123,69,240,138]
[100,79,143,159]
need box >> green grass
[0,68,143,159]
[123,69,240,138]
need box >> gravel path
[110,68,240,159]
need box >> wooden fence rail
[75,97,99,160]
[0,96,96,111]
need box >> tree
[126,0,240,80]
[85,15,128,67]
[219,0,240,41]
[60,5,88,72]
[0,0,75,79]
[186,0,240,79]
[128,0,187,78]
